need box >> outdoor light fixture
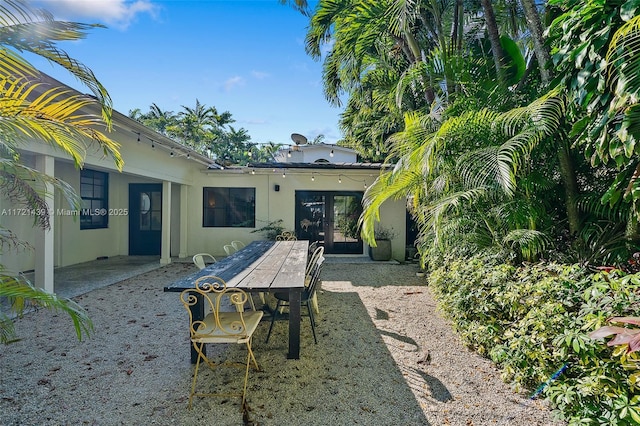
[251,169,255,175]
[282,170,286,178]
[151,140,155,149]
[287,150,292,158]
[330,149,334,157]
[170,150,174,157]
[311,173,315,182]
[136,133,140,142]
[338,175,342,184]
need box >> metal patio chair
[275,231,297,241]
[305,245,324,314]
[265,256,324,344]
[180,275,263,409]
[192,253,217,270]
[231,240,246,251]
[223,244,236,256]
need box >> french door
[295,191,363,254]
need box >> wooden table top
[164,240,308,292]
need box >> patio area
[0,258,561,425]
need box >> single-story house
[0,73,407,294]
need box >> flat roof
[243,161,389,170]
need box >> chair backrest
[308,241,318,256]
[180,275,253,340]
[192,253,217,270]
[305,256,325,297]
[305,246,325,278]
[231,240,245,251]
[275,231,297,241]
[223,244,236,256]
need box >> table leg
[189,293,205,364]
[287,288,301,359]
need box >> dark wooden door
[129,184,162,255]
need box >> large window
[203,187,255,227]
[80,169,108,229]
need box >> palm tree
[0,0,122,344]
[360,93,565,262]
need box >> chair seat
[193,311,263,344]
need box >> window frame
[202,187,256,228]
[80,169,109,230]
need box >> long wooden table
[164,240,309,361]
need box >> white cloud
[251,70,269,80]
[33,0,159,29]
[223,76,245,91]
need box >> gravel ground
[0,261,565,425]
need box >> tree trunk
[480,0,505,83]
[558,136,581,235]
[519,0,551,85]
[518,0,580,233]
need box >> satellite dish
[291,133,308,145]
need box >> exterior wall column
[160,180,172,265]
[178,185,188,259]
[34,154,55,293]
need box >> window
[80,169,108,229]
[203,187,255,227]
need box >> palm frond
[0,76,122,169]
[0,158,80,229]
[0,0,112,123]
[502,229,550,262]
[0,273,93,343]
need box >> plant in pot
[368,226,395,261]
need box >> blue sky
[27,0,341,146]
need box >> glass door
[295,191,363,254]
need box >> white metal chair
[223,244,236,256]
[180,275,263,409]
[192,253,217,270]
[231,240,245,251]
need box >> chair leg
[246,337,260,371]
[265,300,282,343]
[242,344,251,407]
[188,342,205,409]
[306,301,318,344]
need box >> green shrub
[428,256,640,424]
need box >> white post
[179,185,188,259]
[160,180,172,265]
[34,155,55,293]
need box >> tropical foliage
[430,257,640,424]
[0,0,122,344]
[303,0,640,421]
[129,101,280,166]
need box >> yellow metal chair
[275,231,297,241]
[192,253,217,270]
[180,276,263,409]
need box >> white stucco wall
[186,168,406,260]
